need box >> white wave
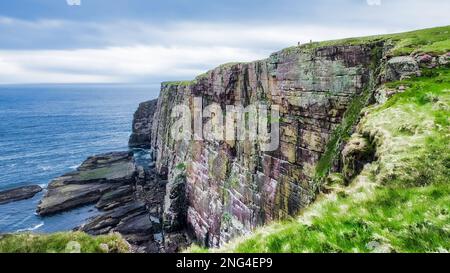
[69,165,80,170]
[16,222,44,233]
[39,166,53,171]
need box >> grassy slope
[283,25,450,56]
[0,232,130,253]
[189,66,449,254]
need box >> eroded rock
[385,56,420,81]
[129,100,158,149]
[342,134,375,182]
[37,152,136,216]
[0,185,42,205]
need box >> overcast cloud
[0,0,448,84]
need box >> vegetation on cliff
[282,25,450,57]
[190,65,450,253]
[0,232,130,253]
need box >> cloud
[0,19,393,84]
[0,16,390,50]
[0,0,449,84]
[0,46,266,84]
[0,15,389,83]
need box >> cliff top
[280,25,450,56]
[162,25,450,89]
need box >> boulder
[374,86,406,104]
[117,213,154,235]
[385,56,420,81]
[438,53,450,65]
[0,185,42,205]
[342,134,375,182]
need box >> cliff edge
[131,26,449,249]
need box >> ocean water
[0,85,159,233]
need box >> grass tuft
[0,232,130,253]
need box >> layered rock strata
[129,100,158,149]
[148,44,384,247]
[0,185,42,205]
[37,152,136,216]
[36,152,170,252]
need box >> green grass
[161,81,194,88]
[282,25,450,57]
[0,232,130,253]
[191,66,450,254]
[228,182,449,253]
[176,162,187,171]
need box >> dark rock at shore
[0,185,43,205]
[77,166,168,252]
[129,99,158,149]
[79,201,147,235]
[95,185,134,210]
[35,150,189,252]
[37,151,136,216]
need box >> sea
[0,84,159,233]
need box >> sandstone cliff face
[149,44,382,247]
[129,99,158,148]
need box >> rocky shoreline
[37,152,136,216]
[0,185,42,205]
[0,97,190,253]
[36,151,190,253]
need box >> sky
[0,0,448,84]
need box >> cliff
[207,57,450,254]
[150,45,379,247]
[0,26,447,254]
[129,99,159,148]
[132,26,449,249]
